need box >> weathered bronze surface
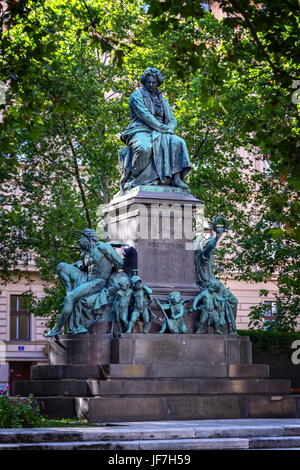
[157,291,188,334]
[194,217,238,334]
[192,281,223,334]
[44,229,123,337]
[126,276,156,333]
[119,67,191,191]
[107,272,132,334]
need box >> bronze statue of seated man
[119,67,191,191]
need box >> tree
[0,0,147,323]
[146,0,300,228]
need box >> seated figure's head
[140,67,165,93]
[79,229,99,251]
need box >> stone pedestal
[47,331,252,366]
[110,334,252,365]
[13,333,300,422]
[100,186,203,296]
[11,187,300,421]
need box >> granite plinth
[101,186,203,296]
[48,332,112,365]
[111,334,252,365]
[48,332,252,366]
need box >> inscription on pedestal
[147,241,185,249]
[100,187,203,295]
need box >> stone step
[2,419,300,449]
[31,363,270,380]
[2,421,300,444]
[31,365,102,380]
[34,394,300,420]
[249,436,300,449]
[13,377,290,397]
[0,438,250,450]
[1,435,300,450]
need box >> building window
[263,301,277,330]
[10,295,31,341]
[262,154,273,178]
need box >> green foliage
[0,0,146,324]
[238,329,300,356]
[0,387,89,428]
[0,389,45,428]
[145,0,300,233]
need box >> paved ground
[108,418,300,428]
[1,419,300,450]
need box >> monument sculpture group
[15,67,296,423]
[44,224,236,337]
[44,67,237,338]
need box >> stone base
[12,333,300,421]
[47,332,252,365]
[15,377,291,397]
[101,185,203,297]
[111,333,252,365]
[31,363,270,380]
[33,394,300,422]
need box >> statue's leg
[196,311,209,333]
[227,310,237,334]
[68,303,84,334]
[219,310,225,326]
[126,309,139,333]
[124,132,160,189]
[120,309,129,331]
[172,172,189,190]
[43,303,74,337]
[130,133,152,176]
[45,287,88,337]
[168,135,190,189]
[56,262,81,293]
[44,278,105,337]
[115,311,123,333]
[142,309,151,334]
[213,312,223,334]
[158,320,167,334]
[228,324,237,335]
